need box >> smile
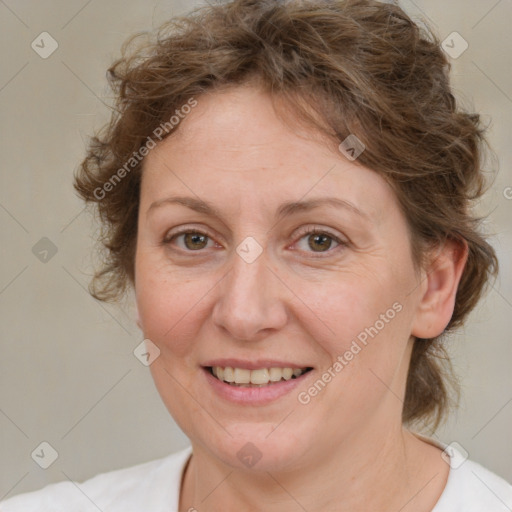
[207,366,313,387]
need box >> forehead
[141,86,396,222]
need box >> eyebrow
[147,195,370,222]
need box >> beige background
[1,0,511,499]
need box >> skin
[134,84,468,512]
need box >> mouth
[205,366,314,387]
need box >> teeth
[282,368,293,380]
[269,367,283,382]
[223,367,234,382]
[234,368,251,384]
[211,366,309,386]
[250,368,269,384]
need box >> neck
[179,423,447,512]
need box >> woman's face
[135,85,428,471]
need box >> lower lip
[202,367,313,405]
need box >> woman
[3,0,511,510]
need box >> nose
[211,246,288,342]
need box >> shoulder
[411,432,512,512]
[433,457,512,511]
[0,446,192,512]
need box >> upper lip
[202,359,314,370]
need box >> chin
[195,423,312,473]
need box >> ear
[411,238,468,339]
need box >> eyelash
[163,226,348,257]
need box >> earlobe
[411,238,468,339]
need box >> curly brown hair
[74,0,499,431]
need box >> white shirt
[2,437,512,511]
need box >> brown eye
[164,230,214,251]
[182,232,209,250]
[307,232,335,252]
[294,227,347,256]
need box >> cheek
[298,265,413,382]
[135,256,211,360]
[296,286,411,424]
[301,270,398,342]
